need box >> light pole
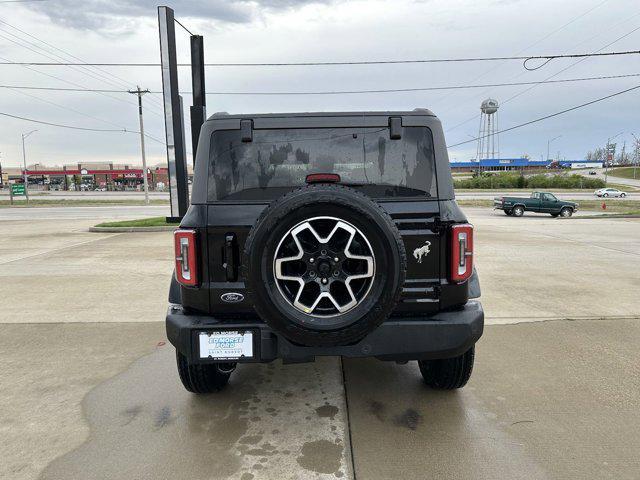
[547,135,562,162]
[605,131,623,186]
[632,133,639,180]
[22,129,37,203]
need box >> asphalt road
[1,187,638,202]
[575,169,640,189]
[455,191,639,200]
[1,208,639,479]
[0,190,170,201]
[0,205,169,221]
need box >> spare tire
[243,184,406,347]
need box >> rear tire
[504,210,513,216]
[620,193,626,198]
[512,205,524,217]
[560,207,573,218]
[176,351,234,393]
[551,213,559,217]
[418,347,475,390]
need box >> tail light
[450,224,473,283]
[174,229,198,286]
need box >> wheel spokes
[274,217,375,317]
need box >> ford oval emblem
[221,292,244,303]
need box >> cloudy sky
[0,0,638,169]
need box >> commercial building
[1,162,191,191]
[450,158,604,172]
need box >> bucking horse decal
[413,241,431,264]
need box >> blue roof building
[450,158,603,171]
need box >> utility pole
[129,86,150,205]
[632,134,640,180]
[605,132,623,186]
[21,129,37,203]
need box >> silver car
[594,188,627,198]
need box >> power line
[0,19,167,117]
[0,110,167,146]
[503,25,640,105]
[430,0,612,111]
[447,84,640,148]
[2,72,639,95]
[444,19,640,133]
[2,85,138,130]
[0,111,132,132]
[0,49,638,67]
[174,18,194,36]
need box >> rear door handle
[224,234,237,281]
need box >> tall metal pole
[190,35,206,164]
[129,86,150,205]
[158,6,189,221]
[632,133,639,180]
[547,135,561,162]
[21,129,37,203]
[475,114,483,175]
[605,132,623,186]
[605,138,609,186]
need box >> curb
[570,214,640,219]
[89,226,176,233]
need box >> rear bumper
[166,301,484,364]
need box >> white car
[594,188,627,198]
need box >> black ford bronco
[167,110,483,393]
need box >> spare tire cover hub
[273,216,376,318]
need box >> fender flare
[468,267,481,299]
[168,271,182,305]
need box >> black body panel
[171,110,481,362]
[166,301,483,363]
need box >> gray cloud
[26,0,330,32]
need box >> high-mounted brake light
[450,224,473,283]
[174,229,198,286]
[306,173,341,184]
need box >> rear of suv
[166,110,483,393]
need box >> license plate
[198,330,253,360]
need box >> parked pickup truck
[494,192,578,217]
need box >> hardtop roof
[207,109,436,121]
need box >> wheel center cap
[317,260,332,275]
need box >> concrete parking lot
[1,207,639,480]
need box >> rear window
[207,126,437,201]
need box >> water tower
[476,98,500,164]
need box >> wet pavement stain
[37,348,351,480]
[297,440,343,475]
[38,346,254,480]
[154,406,173,428]
[367,400,386,422]
[315,404,339,420]
[239,435,263,445]
[393,408,423,431]
[119,404,143,426]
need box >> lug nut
[309,271,316,278]
[309,257,314,263]
[333,271,339,277]
[334,257,339,262]
[321,249,327,256]
[321,278,328,284]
